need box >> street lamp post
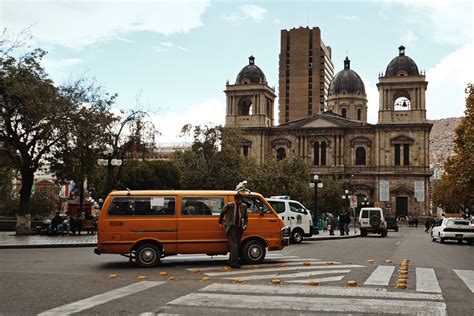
[312,175,323,234]
[97,148,122,196]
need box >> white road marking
[201,283,444,301]
[416,268,442,293]
[38,281,164,316]
[167,293,446,315]
[203,262,359,277]
[186,259,322,272]
[453,270,474,293]
[285,275,345,283]
[396,241,401,245]
[364,265,395,286]
[223,269,352,281]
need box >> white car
[431,217,474,244]
[358,207,387,237]
[266,196,314,244]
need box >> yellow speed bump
[200,276,210,282]
[108,274,119,279]
[399,269,408,274]
[168,276,177,281]
[396,283,407,289]
[367,259,376,264]
[191,269,201,274]
[402,259,410,263]
[251,265,259,269]
[397,278,407,284]
[159,272,169,276]
[303,262,312,266]
[347,280,358,287]
[325,261,334,265]
[385,259,392,264]
[271,279,282,285]
[308,281,320,286]
[137,275,148,281]
[233,278,246,284]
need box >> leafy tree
[0,47,78,234]
[315,178,345,214]
[116,160,180,190]
[433,84,474,214]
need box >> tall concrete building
[279,27,334,124]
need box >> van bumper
[282,237,290,246]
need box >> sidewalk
[0,229,359,249]
[306,229,360,241]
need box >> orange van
[94,190,290,266]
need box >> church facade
[224,44,432,219]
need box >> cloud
[149,98,225,144]
[396,0,473,45]
[426,44,473,119]
[336,15,357,21]
[222,4,267,25]
[0,0,210,48]
[399,31,418,48]
[160,42,174,47]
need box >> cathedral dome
[328,57,365,95]
[385,45,419,77]
[236,55,267,84]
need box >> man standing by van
[219,192,248,268]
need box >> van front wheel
[241,240,266,264]
[135,243,161,267]
[291,229,304,244]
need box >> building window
[355,147,366,166]
[341,108,347,118]
[394,144,401,166]
[357,109,362,121]
[313,142,319,165]
[243,145,249,157]
[276,147,286,160]
[403,144,410,165]
[321,142,327,166]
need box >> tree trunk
[16,168,34,235]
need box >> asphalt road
[0,227,472,315]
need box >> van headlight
[281,226,290,238]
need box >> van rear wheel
[241,240,266,264]
[135,243,161,267]
[291,229,304,244]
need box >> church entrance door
[396,197,408,218]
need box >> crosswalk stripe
[223,269,351,281]
[416,268,442,293]
[203,263,360,277]
[167,293,447,315]
[453,270,474,293]
[186,259,322,272]
[364,265,395,286]
[201,283,444,301]
[38,281,164,316]
[285,275,345,283]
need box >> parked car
[266,196,314,244]
[386,217,399,232]
[431,217,474,244]
[358,207,387,237]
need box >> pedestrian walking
[424,219,430,233]
[345,211,351,235]
[218,192,248,268]
[339,211,346,236]
[327,212,335,235]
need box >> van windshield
[245,196,271,214]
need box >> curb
[306,234,361,241]
[0,243,96,249]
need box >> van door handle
[269,219,277,222]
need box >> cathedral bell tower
[377,46,428,124]
[225,56,276,128]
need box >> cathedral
[224,27,432,219]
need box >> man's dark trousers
[227,226,243,266]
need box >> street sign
[349,195,358,208]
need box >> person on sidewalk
[326,212,335,235]
[218,192,248,268]
[339,211,346,236]
[345,211,351,235]
[48,212,64,236]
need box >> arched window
[357,109,362,121]
[276,147,286,160]
[355,147,366,166]
[321,142,327,166]
[394,96,411,111]
[313,142,319,165]
[341,108,347,118]
[238,97,253,115]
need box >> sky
[1,0,473,145]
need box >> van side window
[361,210,368,218]
[246,197,271,214]
[182,197,224,216]
[107,197,176,216]
[289,202,307,214]
[268,201,285,214]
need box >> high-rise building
[279,27,334,124]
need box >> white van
[266,196,314,243]
[358,207,387,237]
